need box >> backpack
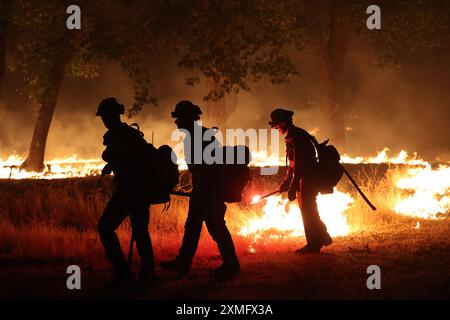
[215,145,252,203]
[146,144,180,204]
[128,124,180,204]
[308,135,343,194]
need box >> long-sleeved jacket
[101,122,149,186]
[282,125,318,190]
[183,124,221,197]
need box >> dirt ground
[1,220,449,300]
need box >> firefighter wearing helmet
[96,97,155,290]
[269,108,333,253]
[160,100,240,280]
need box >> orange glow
[0,155,104,179]
[2,149,449,223]
[394,164,450,219]
[240,189,353,239]
[341,147,428,166]
[251,195,262,204]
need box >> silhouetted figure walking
[269,108,333,253]
[160,100,240,280]
[96,97,155,290]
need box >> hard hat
[96,97,125,116]
[171,100,202,119]
[269,108,294,127]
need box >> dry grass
[0,165,440,261]
[0,165,449,299]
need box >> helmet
[268,108,294,127]
[171,100,202,119]
[96,97,125,117]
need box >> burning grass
[0,164,447,262]
[0,159,449,299]
[0,148,449,301]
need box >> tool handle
[341,165,377,211]
[260,190,280,199]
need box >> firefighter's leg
[297,191,317,248]
[204,201,239,266]
[177,199,204,267]
[130,203,154,281]
[299,184,332,249]
[98,192,132,279]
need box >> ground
[1,221,449,300]
[0,167,449,300]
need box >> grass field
[0,165,449,299]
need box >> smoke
[344,40,450,162]
[1,44,450,163]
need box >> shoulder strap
[129,123,144,138]
[303,130,321,163]
[302,129,319,147]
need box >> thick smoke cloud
[1,44,449,163]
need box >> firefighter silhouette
[160,100,240,280]
[269,108,333,253]
[96,97,155,290]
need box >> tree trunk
[314,41,347,148]
[0,0,12,102]
[305,0,349,149]
[204,77,237,128]
[21,61,66,172]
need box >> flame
[1,148,435,180]
[341,149,450,219]
[2,148,449,226]
[0,155,104,179]
[341,147,429,166]
[0,150,285,180]
[394,164,450,219]
[249,150,284,167]
[239,189,353,239]
[251,195,262,204]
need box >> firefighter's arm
[101,143,123,175]
[280,166,293,192]
[292,135,312,183]
[290,143,303,190]
[287,140,306,200]
[101,163,113,176]
[287,164,300,201]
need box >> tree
[153,0,448,142]
[0,0,12,102]
[204,77,237,127]
[172,0,303,126]
[11,1,158,171]
[297,0,448,148]
[11,0,306,170]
